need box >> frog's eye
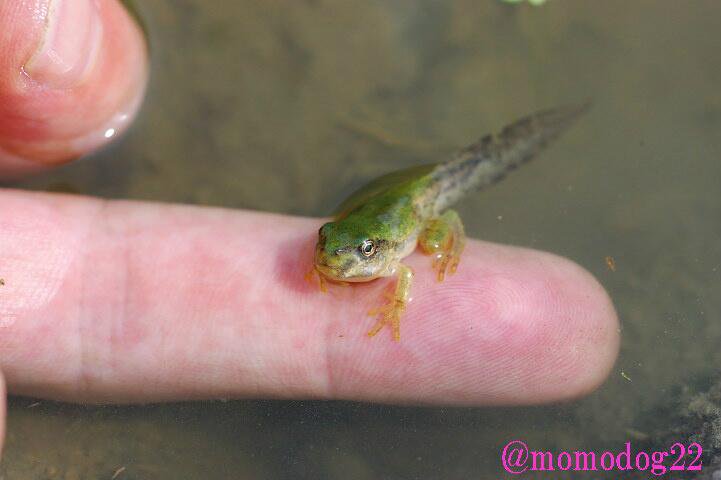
[359,240,376,257]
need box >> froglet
[310,104,589,341]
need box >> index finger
[0,189,619,405]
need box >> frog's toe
[445,251,463,278]
[304,269,314,284]
[366,264,412,342]
[367,306,403,341]
[431,251,461,282]
[367,295,406,342]
[432,253,453,282]
[419,210,465,283]
[366,316,387,338]
[449,256,460,275]
[305,267,328,293]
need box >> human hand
[0,0,619,461]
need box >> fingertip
[511,249,620,403]
[327,242,620,406]
[0,0,148,174]
[564,258,620,398]
[452,245,620,404]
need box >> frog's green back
[333,164,436,219]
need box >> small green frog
[309,104,588,341]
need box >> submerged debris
[605,255,617,272]
[634,374,721,479]
[111,466,126,479]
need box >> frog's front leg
[304,267,328,292]
[418,209,466,282]
[367,264,413,342]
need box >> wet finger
[0,189,619,405]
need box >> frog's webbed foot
[418,210,466,282]
[367,292,405,342]
[367,264,413,342]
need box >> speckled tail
[431,102,590,213]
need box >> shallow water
[4,0,721,478]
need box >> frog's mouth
[313,251,380,282]
[314,262,382,283]
[314,240,385,282]
[313,244,345,280]
[313,262,343,280]
[312,241,339,276]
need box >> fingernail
[23,0,103,89]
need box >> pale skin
[0,0,619,460]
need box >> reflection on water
[5,0,721,478]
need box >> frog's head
[314,220,394,281]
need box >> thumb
[0,0,148,177]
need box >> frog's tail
[431,102,590,212]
